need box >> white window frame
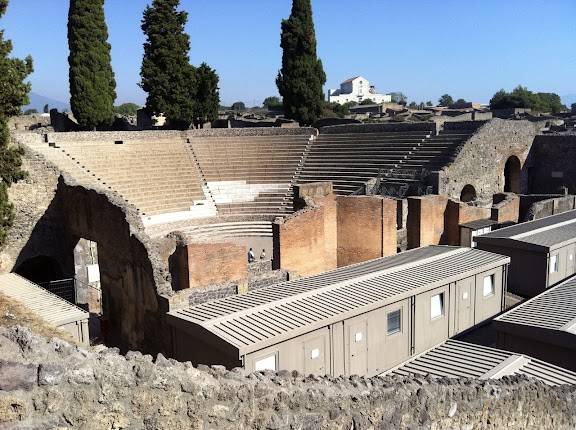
[550,254,559,274]
[387,309,401,335]
[254,353,277,372]
[483,274,495,297]
[430,293,444,320]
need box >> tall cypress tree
[140,0,196,129]
[0,0,32,245]
[194,63,220,128]
[276,0,326,126]
[68,0,116,129]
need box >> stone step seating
[49,139,208,217]
[189,134,311,217]
[146,220,273,240]
[298,130,473,194]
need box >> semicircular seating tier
[188,134,312,218]
[297,129,474,195]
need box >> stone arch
[460,184,477,203]
[14,255,64,284]
[504,155,521,193]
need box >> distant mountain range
[23,92,69,112]
[562,94,576,108]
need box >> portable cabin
[474,210,576,297]
[387,339,576,386]
[167,246,509,376]
[493,275,576,371]
[460,219,497,248]
[0,273,89,345]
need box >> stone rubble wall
[43,126,316,143]
[0,327,575,429]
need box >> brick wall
[186,243,247,289]
[407,195,449,248]
[274,195,397,276]
[407,195,496,248]
[273,205,332,278]
[337,196,396,266]
[492,193,520,224]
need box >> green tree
[360,98,374,105]
[455,98,467,104]
[390,92,407,105]
[194,62,220,126]
[140,0,196,128]
[43,103,49,113]
[114,103,140,116]
[263,96,283,110]
[571,103,576,113]
[325,101,354,118]
[23,108,37,115]
[489,86,566,113]
[68,0,116,129]
[276,0,326,125]
[425,101,433,107]
[0,0,33,245]
[438,94,454,107]
[231,101,246,111]
[408,102,417,109]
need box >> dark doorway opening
[460,184,477,203]
[504,156,521,193]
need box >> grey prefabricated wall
[475,210,576,297]
[493,276,576,371]
[168,247,508,377]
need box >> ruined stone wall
[523,195,576,221]
[44,126,315,144]
[528,135,576,194]
[1,149,174,355]
[1,327,575,429]
[337,196,396,266]
[407,195,449,248]
[273,205,331,278]
[407,195,496,248]
[275,195,396,276]
[491,193,520,224]
[186,242,247,290]
[439,119,542,202]
[319,122,436,135]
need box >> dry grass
[0,291,76,343]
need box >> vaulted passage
[460,185,477,203]
[504,156,521,193]
[14,255,63,285]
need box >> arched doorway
[14,255,63,284]
[460,184,477,203]
[504,156,521,193]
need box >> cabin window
[483,274,495,297]
[387,310,401,335]
[430,293,444,319]
[254,353,277,371]
[310,348,320,359]
[550,255,559,273]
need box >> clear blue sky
[4,0,576,106]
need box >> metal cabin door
[347,319,368,376]
[567,245,576,277]
[303,336,326,375]
[455,277,474,334]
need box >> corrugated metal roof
[476,210,576,250]
[495,276,576,331]
[389,339,576,386]
[0,273,88,326]
[169,246,509,355]
[460,219,497,230]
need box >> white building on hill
[328,76,391,105]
